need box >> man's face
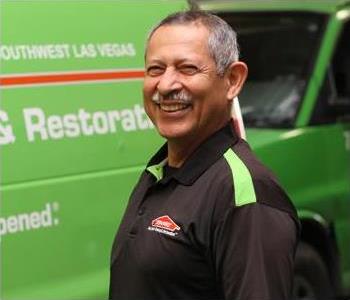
[143,23,231,143]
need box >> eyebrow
[146,58,199,66]
[145,59,165,65]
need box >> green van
[1,0,350,300]
[0,1,188,299]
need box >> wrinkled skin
[143,23,247,166]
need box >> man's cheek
[143,102,156,124]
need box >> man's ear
[225,61,248,100]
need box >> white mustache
[151,90,192,104]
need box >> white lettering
[29,212,41,229]
[147,226,177,237]
[23,108,48,142]
[0,203,57,237]
[72,44,96,58]
[41,204,53,226]
[0,110,16,145]
[17,214,30,231]
[93,111,109,134]
[107,111,120,133]
[0,43,135,61]
[121,109,136,131]
[7,216,18,233]
[78,109,94,136]
[97,43,136,57]
[0,219,7,235]
[22,105,153,142]
[47,115,64,139]
[134,104,151,130]
[63,114,80,137]
[0,44,71,60]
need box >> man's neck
[167,140,197,168]
[166,119,231,168]
[166,130,214,168]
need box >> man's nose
[157,68,182,95]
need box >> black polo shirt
[109,122,299,300]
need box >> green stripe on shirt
[223,148,257,206]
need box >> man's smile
[158,101,192,113]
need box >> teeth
[160,103,189,112]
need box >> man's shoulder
[212,139,297,217]
[209,138,276,189]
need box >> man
[109,11,299,300]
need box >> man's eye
[146,66,164,76]
[179,65,198,75]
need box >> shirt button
[129,225,138,235]
[138,208,145,216]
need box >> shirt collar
[146,121,239,186]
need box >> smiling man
[109,11,299,300]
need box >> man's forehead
[146,23,210,58]
[149,23,209,44]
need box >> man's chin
[156,125,195,142]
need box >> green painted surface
[296,15,343,126]
[198,0,350,14]
[0,1,187,299]
[223,148,256,206]
[247,125,350,293]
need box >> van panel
[0,1,188,299]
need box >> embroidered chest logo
[148,215,181,236]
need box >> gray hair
[146,10,240,76]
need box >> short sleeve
[212,201,298,300]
